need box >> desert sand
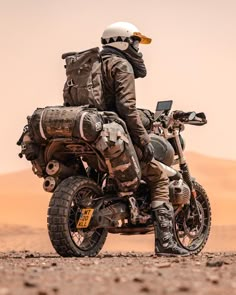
[1,251,236,295]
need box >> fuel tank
[150,134,175,166]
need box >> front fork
[173,130,201,220]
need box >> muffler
[46,160,76,178]
[43,176,57,192]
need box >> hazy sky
[0,0,236,173]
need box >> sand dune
[0,170,50,228]
[0,151,235,252]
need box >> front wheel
[174,181,211,255]
[47,176,108,257]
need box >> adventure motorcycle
[18,100,211,257]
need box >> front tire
[174,181,211,255]
[47,176,108,257]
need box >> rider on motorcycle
[100,22,188,256]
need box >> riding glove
[142,142,154,163]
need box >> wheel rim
[174,188,211,251]
[68,187,103,251]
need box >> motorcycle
[18,100,211,257]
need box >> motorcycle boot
[152,201,189,256]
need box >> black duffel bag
[28,106,103,143]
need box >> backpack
[62,47,105,110]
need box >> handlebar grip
[173,111,188,120]
[173,111,207,125]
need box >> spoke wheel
[174,181,211,254]
[48,176,107,257]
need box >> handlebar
[173,111,194,121]
[172,111,207,126]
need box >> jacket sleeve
[112,59,150,148]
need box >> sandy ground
[0,224,236,253]
[0,251,236,295]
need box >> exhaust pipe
[46,160,76,178]
[46,160,60,176]
[158,162,181,180]
[43,176,57,192]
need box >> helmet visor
[130,36,140,51]
[133,32,152,44]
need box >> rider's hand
[142,142,154,163]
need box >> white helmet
[101,22,152,51]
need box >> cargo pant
[95,119,169,202]
[140,159,170,204]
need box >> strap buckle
[128,196,139,224]
[67,79,74,87]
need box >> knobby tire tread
[47,176,108,257]
[191,181,211,254]
[177,181,211,255]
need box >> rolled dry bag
[29,106,103,143]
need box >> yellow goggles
[133,32,152,44]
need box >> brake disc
[183,200,205,239]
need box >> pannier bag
[95,121,141,194]
[62,47,105,110]
[28,106,103,143]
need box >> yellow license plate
[77,208,94,229]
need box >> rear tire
[47,176,108,257]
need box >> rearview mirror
[154,100,173,120]
[156,100,173,112]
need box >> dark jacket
[101,53,150,149]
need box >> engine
[169,179,191,205]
